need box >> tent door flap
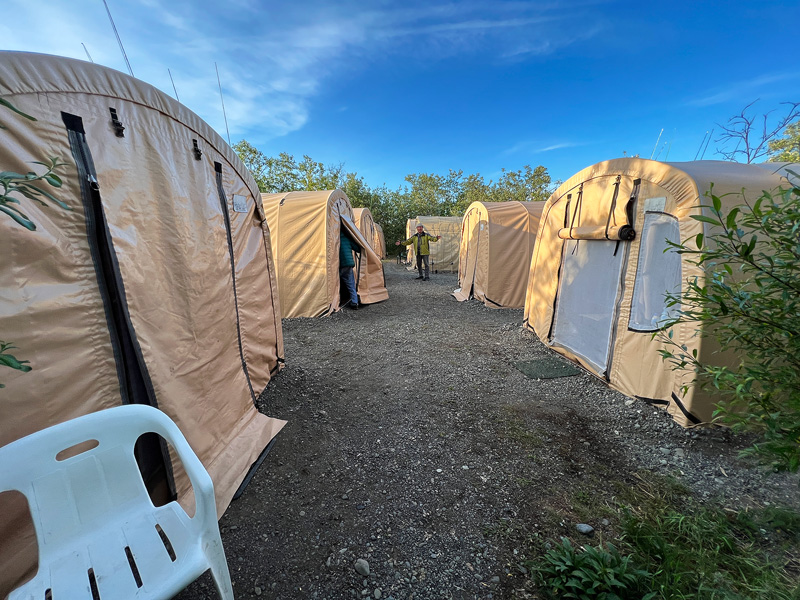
[62,111,175,503]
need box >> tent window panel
[629,212,681,332]
[551,239,626,374]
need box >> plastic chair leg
[206,540,234,600]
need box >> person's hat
[416,224,424,229]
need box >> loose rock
[355,558,370,577]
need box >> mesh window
[552,239,626,374]
[629,212,681,332]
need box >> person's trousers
[416,254,430,278]
[339,266,359,306]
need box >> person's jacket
[339,232,357,268]
[400,232,439,255]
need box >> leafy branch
[1,157,69,230]
[1,96,70,387]
[0,341,31,389]
[659,180,800,472]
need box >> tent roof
[465,200,544,219]
[0,51,260,202]
[550,158,787,211]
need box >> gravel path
[176,262,799,600]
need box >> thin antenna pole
[215,62,231,145]
[662,129,675,161]
[694,131,709,160]
[82,43,94,63]
[168,69,180,102]
[102,0,134,77]
[700,127,714,160]
[650,128,664,160]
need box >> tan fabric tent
[374,222,387,259]
[523,158,790,426]
[453,201,544,308]
[262,190,388,317]
[353,207,381,257]
[405,218,418,265]
[0,52,286,593]
[405,216,461,272]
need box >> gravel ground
[176,262,799,600]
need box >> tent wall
[410,216,462,272]
[454,201,544,308]
[405,218,417,265]
[524,158,788,426]
[262,190,388,317]
[353,207,380,257]
[374,222,387,259]
[0,52,285,594]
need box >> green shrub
[661,179,800,472]
[535,537,654,599]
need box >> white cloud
[502,140,582,156]
[2,0,606,142]
[688,73,800,107]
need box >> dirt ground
[177,262,799,600]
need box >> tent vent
[192,139,202,160]
[109,108,125,137]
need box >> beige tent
[405,216,461,272]
[353,207,381,257]
[453,201,544,308]
[523,158,790,426]
[262,190,388,317]
[374,222,387,259]
[0,52,285,593]
[405,218,418,265]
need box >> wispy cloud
[502,140,583,156]
[2,0,607,142]
[687,72,800,107]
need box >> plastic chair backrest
[0,404,229,600]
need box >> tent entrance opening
[551,239,626,375]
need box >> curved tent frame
[0,51,285,594]
[262,190,388,317]
[454,201,544,308]
[523,158,790,426]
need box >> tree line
[234,140,555,253]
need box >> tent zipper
[61,111,176,503]
[214,162,257,404]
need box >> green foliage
[0,97,37,128]
[536,538,654,599]
[0,157,69,230]
[614,473,800,599]
[659,181,800,472]
[768,122,800,163]
[232,141,344,193]
[0,341,32,388]
[233,138,556,257]
[530,473,800,599]
[0,96,69,387]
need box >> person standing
[339,229,360,309]
[396,225,441,280]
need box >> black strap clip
[109,108,125,137]
[192,139,202,160]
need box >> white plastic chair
[0,404,234,600]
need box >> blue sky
[2,0,799,189]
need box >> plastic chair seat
[1,405,233,600]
